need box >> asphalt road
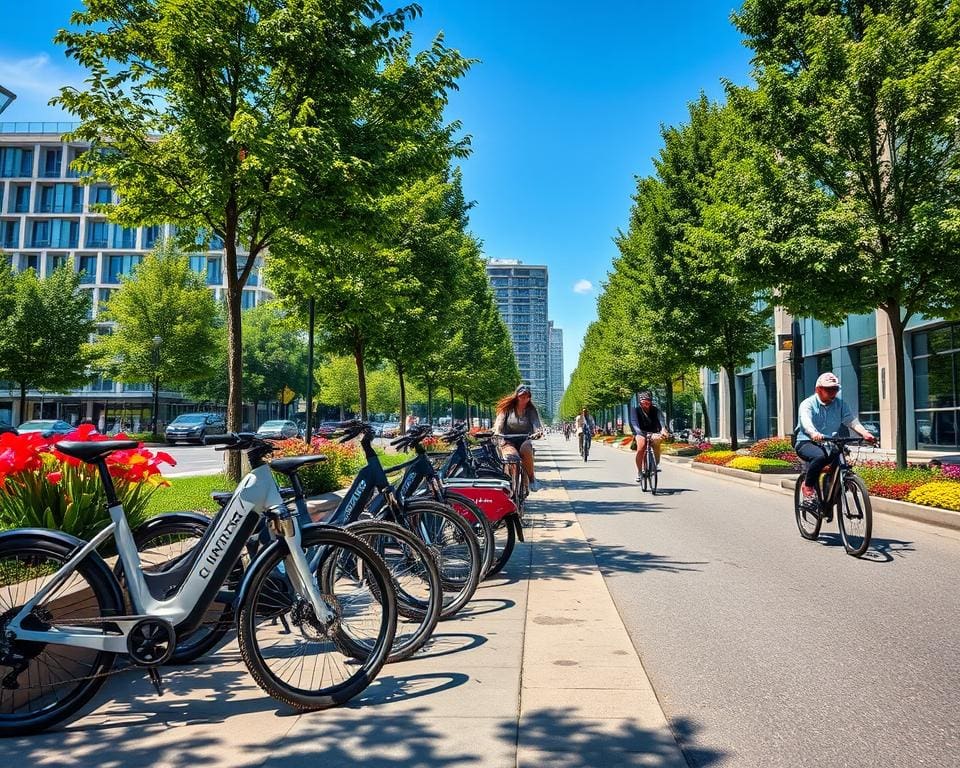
[548,434,960,768]
[157,444,227,476]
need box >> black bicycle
[793,436,873,557]
[636,430,660,495]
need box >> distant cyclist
[796,372,876,511]
[575,408,597,457]
[629,391,669,483]
[493,384,544,492]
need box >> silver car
[256,420,300,440]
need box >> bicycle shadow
[813,532,915,562]
[414,633,487,659]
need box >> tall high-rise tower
[548,321,564,419]
[485,259,549,411]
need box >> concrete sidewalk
[2,440,686,768]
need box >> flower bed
[749,437,793,458]
[907,481,960,512]
[726,456,795,473]
[0,424,174,539]
[853,460,940,502]
[693,450,737,466]
[269,437,362,495]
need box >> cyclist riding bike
[629,391,669,483]
[493,384,544,492]
[796,372,876,513]
[575,407,597,457]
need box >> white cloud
[573,279,593,294]
[0,54,85,120]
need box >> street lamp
[151,335,162,436]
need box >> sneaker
[636,473,642,483]
[800,485,819,511]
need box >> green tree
[0,262,94,419]
[240,301,308,418]
[54,0,450,476]
[96,242,219,431]
[316,356,360,420]
[619,98,772,447]
[731,0,960,466]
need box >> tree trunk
[18,382,26,424]
[427,384,434,425]
[724,364,738,450]
[224,228,244,481]
[339,403,345,420]
[664,378,674,430]
[465,394,471,428]
[353,337,368,421]
[398,362,407,434]
[449,386,455,423]
[884,303,908,468]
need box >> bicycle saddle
[269,454,328,475]
[55,439,139,462]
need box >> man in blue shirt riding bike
[796,372,876,511]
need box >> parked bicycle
[793,435,873,557]
[0,433,397,736]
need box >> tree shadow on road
[507,707,726,767]
[529,536,705,581]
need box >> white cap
[816,372,840,388]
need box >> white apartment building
[0,122,271,429]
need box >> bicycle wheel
[640,465,649,493]
[343,520,441,662]
[583,439,590,461]
[0,533,123,736]
[399,500,481,619]
[837,475,872,557]
[794,478,823,540]
[237,526,396,710]
[485,517,517,578]
[444,491,496,578]
[130,514,238,664]
[650,459,659,495]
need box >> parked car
[0,422,17,436]
[17,419,74,438]
[256,420,300,440]
[165,413,226,445]
[314,421,342,439]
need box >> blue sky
[0,1,753,386]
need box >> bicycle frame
[7,458,333,655]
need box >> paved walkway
[1,439,686,767]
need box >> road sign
[279,386,296,405]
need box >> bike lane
[556,436,960,767]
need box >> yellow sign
[280,386,296,405]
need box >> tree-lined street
[555,438,960,767]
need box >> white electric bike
[0,433,397,736]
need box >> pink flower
[46,471,62,484]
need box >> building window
[20,254,39,273]
[207,257,222,285]
[144,225,161,249]
[86,221,109,248]
[89,374,114,393]
[855,344,880,440]
[11,185,30,213]
[78,255,98,284]
[45,254,67,276]
[90,186,112,208]
[816,354,832,376]
[0,147,33,177]
[42,148,62,178]
[105,254,142,283]
[49,220,79,249]
[740,374,755,440]
[30,220,51,248]
[913,324,960,447]
[37,184,83,213]
[762,368,777,438]
[241,290,257,309]
[111,225,137,249]
[0,220,19,249]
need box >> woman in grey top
[492,384,544,492]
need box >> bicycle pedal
[147,666,164,695]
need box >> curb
[527,443,688,766]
